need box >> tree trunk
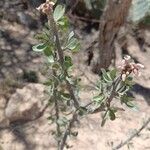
[93,0,132,74]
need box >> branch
[113,117,150,150]
[53,71,61,148]
[59,99,106,150]
[47,14,79,109]
[60,112,77,150]
[58,76,122,150]
[107,76,121,107]
[59,100,94,150]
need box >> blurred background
[0,0,150,150]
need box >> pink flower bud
[36,0,55,15]
[133,68,138,76]
[126,71,130,75]
[119,55,144,80]
[136,63,144,69]
[124,55,131,61]
[122,74,126,81]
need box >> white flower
[118,55,144,81]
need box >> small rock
[5,84,46,122]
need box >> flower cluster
[37,0,55,15]
[118,55,144,81]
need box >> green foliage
[64,56,73,70]
[121,94,135,108]
[33,2,137,149]
[93,69,136,126]
[108,108,116,121]
[93,94,105,108]
[63,31,80,52]
[58,16,69,31]
[57,117,68,126]
[101,68,113,83]
[32,43,47,52]
[53,5,65,22]
[78,107,88,116]
[33,4,81,148]
[65,37,80,51]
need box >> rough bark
[93,0,132,74]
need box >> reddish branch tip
[36,0,55,15]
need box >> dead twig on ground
[113,117,150,150]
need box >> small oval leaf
[32,43,47,52]
[53,5,65,22]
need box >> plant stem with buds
[47,14,79,109]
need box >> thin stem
[60,112,77,150]
[113,117,150,150]
[58,75,122,150]
[53,71,61,149]
[47,14,79,109]
[107,76,121,107]
[55,96,61,149]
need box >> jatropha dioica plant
[33,0,144,149]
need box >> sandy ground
[0,3,150,150]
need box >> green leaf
[108,109,116,121]
[66,76,74,85]
[68,31,74,41]
[101,69,112,83]
[110,69,117,80]
[52,63,60,70]
[121,94,132,102]
[44,46,53,56]
[116,81,124,92]
[93,94,105,104]
[78,107,88,116]
[101,68,107,76]
[58,16,69,31]
[71,131,78,137]
[34,33,49,42]
[57,117,68,126]
[64,56,73,69]
[126,101,136,108]
[61,92,70,101]
[65,37,80,51]
[53,5,65,22]
[121,94,137,109]
[47,56,54,63]
[125,76,135,86]
[118,86,130,96]
[72,42,80,52]
[32,43,47,52]
[43,79,53,86]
